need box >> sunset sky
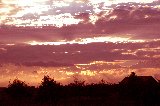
[0,0,160,86]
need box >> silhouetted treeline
[1,73,160,105]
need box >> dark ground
[0,75,160,106]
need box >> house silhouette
[119,72,159,101]
[120,72,158,87]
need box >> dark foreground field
[0,73,160,106]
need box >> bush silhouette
[6,79,31,99]
[68,77,85,87]
[67,77,85,97]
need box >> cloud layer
[0,40,159,65]
[1,1,160,42]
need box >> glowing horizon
[26,36,145,45]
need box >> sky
[0,0,160,86]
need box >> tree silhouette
[6,79,31,99]
[37,75,61,102]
